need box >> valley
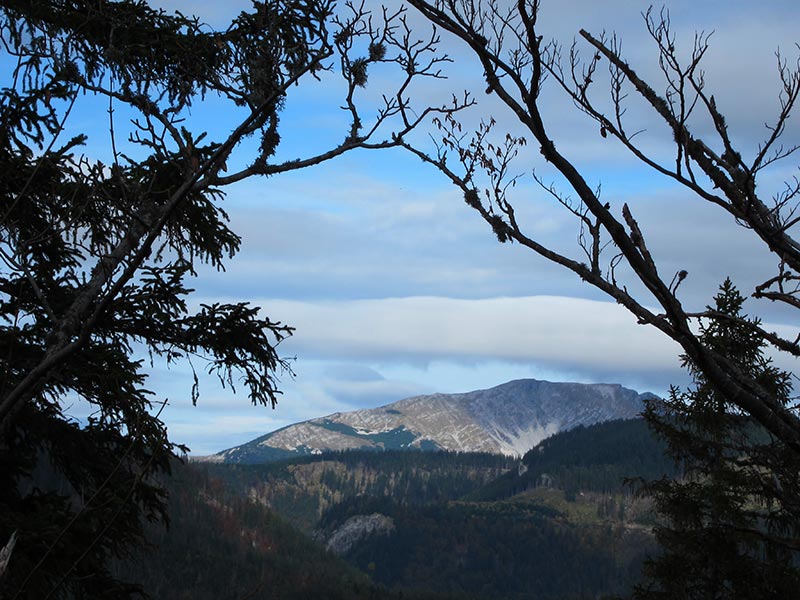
[118,409,675,599]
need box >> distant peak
[205,378,652,464]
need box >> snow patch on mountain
[493,422,561,456]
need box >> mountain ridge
[207,378,654,463]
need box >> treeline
[198,450,515,532]
[116,420,670,599]
[208,448,515,481]
[303,421,669,599]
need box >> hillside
[138,417,676,599]
[112,461,467,600]
[201,450,515,533]
[310,418,673,599]
[466,417,675,502]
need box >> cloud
[165,292,693,456]
[167,291,797,455]
[157,360,430,455]
[261,295,683,371]
[321,363,386,382]
[259,293,798,381]
[153,1,796,325]
[316,377,427,410]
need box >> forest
[115,419,665,599]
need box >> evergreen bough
[636,279,800,599]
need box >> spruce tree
[635,279,800,599]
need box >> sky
[70,1,800,455]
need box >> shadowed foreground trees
[403,1,800,450]
[0,0,463,596]
[635,281,800,599]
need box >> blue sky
[75,0,800,455]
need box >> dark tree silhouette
[0,1,464,596]
[635,280,800,599]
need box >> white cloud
[261,295,683,372]
[260,294,798,380]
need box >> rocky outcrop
[322,513,395,556]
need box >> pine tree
[635,279,800,599]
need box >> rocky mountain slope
[209,379,653,463]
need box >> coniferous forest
[112,420,673,599]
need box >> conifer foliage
[636,280,800,599]
[0,1,455,597]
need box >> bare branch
[405,0,800,450]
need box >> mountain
[209,379,653,463]
[203,450,515,534]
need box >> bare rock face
[322,513,395,556]
[209,379,654,463]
